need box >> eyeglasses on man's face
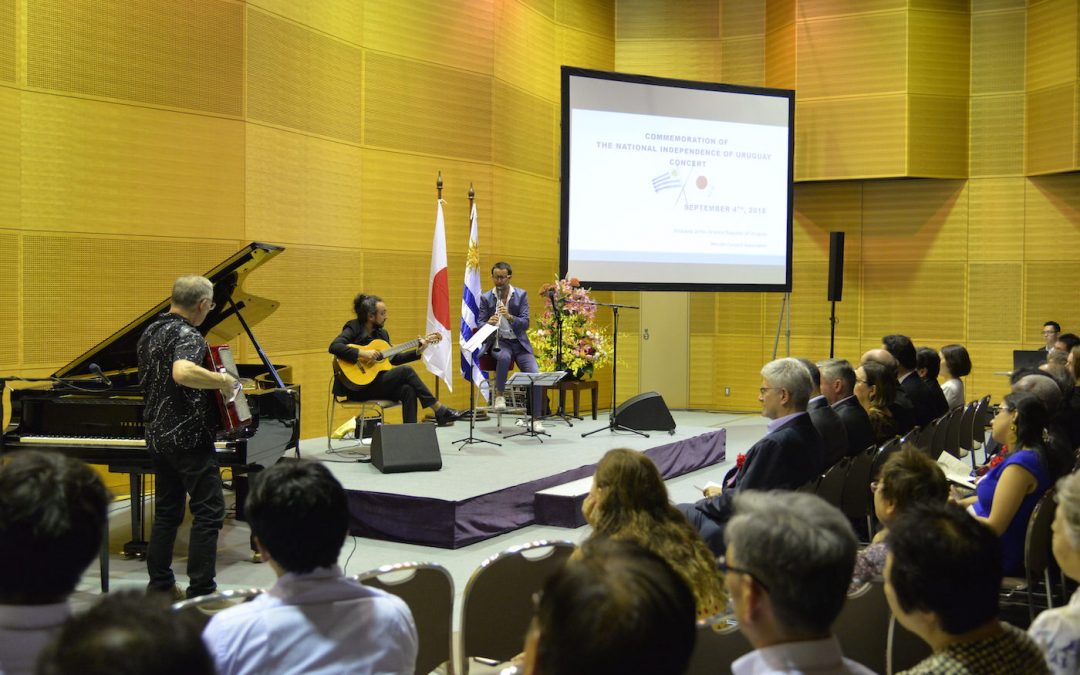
[717,554,770,591]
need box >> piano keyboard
[16,436,235,451]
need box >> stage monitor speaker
[827,231,845,302]
[371,423,442,474]
[613,392,676,432]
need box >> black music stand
[504,371,566,441]
[453,375,500,448]
[582,302,648,439]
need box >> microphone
[88,363,112,387]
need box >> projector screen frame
[559,66,795,293]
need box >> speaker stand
[582,303,648,439]
[828,300,838,358]
[771,292,791,360]
[453,378,500,448]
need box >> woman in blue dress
[957,391,1071,575]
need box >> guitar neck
[380,338,421,360]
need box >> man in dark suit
[678,358,825,555]
[883,335,937,428]
[862,348,915,434]
[819,358,876,457]
[798,358,848,470]
[915,347,950,419]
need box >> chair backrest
[684,618,751,674]
[972,395,993,445]
[914,418,937,453]
[357,562,455,675]
[460,540,576,672]
[887,613,932,674]
[840,446,876,522]
[833,581,891,675]
[871,437,901,480]
[1024,489,1058,579]
[171,588,265,631]
[956,401,978,452]
[928,409,954,460]
[898,426,921,448]
[942,405,965,458]
[815,457,852,509]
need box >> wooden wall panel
[557,27,615,72]
[796,12,907,99]
[364,51,492,161]
[710,335,765,410]
[20,93,245,237]
[907,94,968,178]
[247,8,362,143]
[967,177,1025,260]
[492,81,555,177]
[1024,261,1080,345]
[1026,84,1077,175]
[557,0,614,39]
[0,0,13,83]
[616,0,720,40]
[363,1,494,75]
[247,0,363,44]
[862,180,968,262]
[765,23,796,90]
[795,95,908,180]
[908,9,969,96]
[689,294,717,334]
[970,94,1025,177]
[21,235,236,366]
[1024,174,1080,261]
[520,0,554,20]
[27,0,243,116]
[689,334,718,408]
[0,232,17,365]
[1026,0,1078,91]
[965,342,1013,402]
[715,293,764,336]
[861,261,966,342]
[971,8,1026,95]
[968,261,1021,343]
[797,0,905,19]
[613,41,723,81]
[495,0,558,102]
[245,125,363,247]
[722,0,765,37]
[0,88,17,228]
[721,36,765,85]
[489,167,559,265]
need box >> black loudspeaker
[827,231,845,302]
[371,423,442,474]
[613,392,676,432]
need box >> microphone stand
[582,302,647,438]
[545,288,573,426]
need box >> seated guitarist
[329,293,464,426]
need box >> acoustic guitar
[334,333,443,389]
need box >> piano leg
[121,472,148,560]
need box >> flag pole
[426,172,444,419]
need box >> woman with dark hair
[855,361,898,444]
[940,343,972,410]
[581,449,726,619]
[956,391,1072,575]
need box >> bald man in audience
[678,358,825,555]
[819,358,876,458]
[861,349,915,434]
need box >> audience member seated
[862,349,914,434]
[819,358,876,458]
[1012,370,1080,455]
[851,447,948,590]
[855,360,899,444]
[678,358,825,555]
[1029,471,1080,674]
[1045,349,1069,371]
[0,451,109,675]
[724,491,874,675]
[954,392,1071,576]
[940,343,972,411]
[35,590,214,675]
[203,460,417,674]
[798,358,848,470]
[1056,333,1080,356]
[884,334,938,427]
[580,449,726,619]
[522,538,696,675]
[885,503,1049,674]
[915,346,950,420]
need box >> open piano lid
[54,242,285,379]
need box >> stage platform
[304,413,728,549]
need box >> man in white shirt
[203,461,417,675]
[724,491,876,675]
[0,451,110,675]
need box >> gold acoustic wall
[1,0,614,499]
[619,0,1080,412]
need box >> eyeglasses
[1043,329,1059,335]
[717,554,770,591]
[759,387,781,396]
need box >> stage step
[534,476,594,528]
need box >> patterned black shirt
[137,312,214,454]
[898,623,1049,675]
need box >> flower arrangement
[530,277,611,380]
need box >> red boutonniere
[736,453,747,470]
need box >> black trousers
[346,365,437,423]
[146,443,225,597]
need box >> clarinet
[491,291,507,354]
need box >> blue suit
[478,286,540,414]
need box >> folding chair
[171,588,265,630]
[887,613,932,674]
[956,401,979,469]
[833,581,890,675]
[459,540,575,674]
[1001,488,1059,622]
[357,561,455,675]
[327,361,400,453]
[841,446,877,539]
[815,457,852,510]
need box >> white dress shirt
[0,602,70,675]
[1030,587,1080,675]
[731,636,877,675]
[203,565,417,675]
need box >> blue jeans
[146,444,225,597]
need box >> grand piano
[1,242,300,557]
